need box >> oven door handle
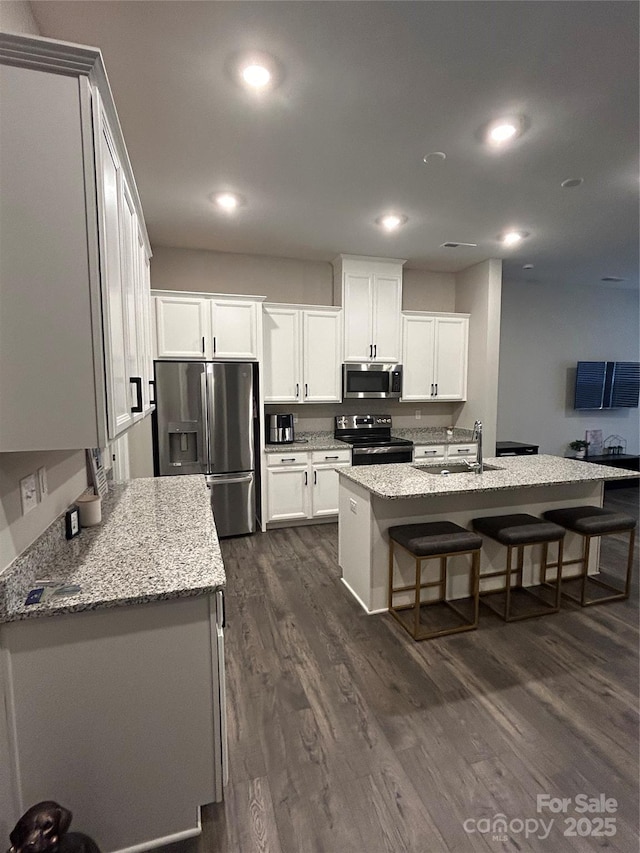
[352,445,412,456]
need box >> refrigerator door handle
[208,473,254,485]
[201,370,212,467]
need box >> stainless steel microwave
[342,363,403,399]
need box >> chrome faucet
[465,420,483,474]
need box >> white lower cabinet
[265,449,351,523]
[413,444,446,462]
[413,443,477,463]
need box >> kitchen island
[0,476,226,852]
[338,454,639,613]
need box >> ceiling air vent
[441,242,478,249]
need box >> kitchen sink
[412,463,502,475]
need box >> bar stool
[387,521,482,641]
[541,506,636,606]
[471,513,566,621]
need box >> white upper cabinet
[155,295,209,359]
[263,306,302,402]
[0,34,152,451]
[333,256,404,362]
[263,304,342,403]
[302,308,342,402]
[153,291,263,361]
[402,312,469,402]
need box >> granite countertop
[0,476,224,623]
[264,431,349,452]
[338,453,640,500]
[264,427,475,452]
[392,427,474,444]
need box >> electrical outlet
[20,474,38,515]
[37,466,48,498]
[415,409,422,420]
[349,498,357,514]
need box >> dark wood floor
[190,489,639,852]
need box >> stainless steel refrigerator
[154,361,258,537]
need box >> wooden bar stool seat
[388,521,482,641]
[542,506,636,606]
[471,513,565,621]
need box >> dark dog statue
[7,801,100,853]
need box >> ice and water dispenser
[167,422,199,467]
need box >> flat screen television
[574,361,640,409]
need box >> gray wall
[151,246,457,312]
[498,280,640,456]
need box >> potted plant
[569,439,590,459]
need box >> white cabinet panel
[263,306,302,402]
[266,465,308,521]
[154,292,262,361]
[265,450,351,524]
[372,273,402,362]
[413,444,446,461]
[402,314,436,401]
[342,272,373,361]
[335,257,404,363]
[402,312,469,402]
[211,298,259,360]
[0,36,152,451]
[263,304,342,404]
[155,296,209,359]
[433,316,468,400]
[311,462,351,517]
[303,309,342,402]
[96,113,134,436]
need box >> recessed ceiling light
[522,263,535,270]
[500,230,528,246]
[376,213,408,232]
[441,241,478,249]
[601,276,626,282]
[423,151,447,165]
[561,177,584,188]
[241,63,271,90]
[212,192,242,212]
[484,115,527,147]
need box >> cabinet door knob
[201,336,205,354]
[373,344,377,358]
[296,383,299,398]
[369,344,373,358]
[305,383,308,397]
[213,336,216,355]
[304,471,308,485]
[314,470,317,485]
[434,383,438,396]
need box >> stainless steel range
[335,414,413,465]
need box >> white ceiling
[30,0,639,289]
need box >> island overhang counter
[337,454,639,614]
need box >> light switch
[20,474,38,515]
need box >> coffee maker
[266,413,295,444]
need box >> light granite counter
[338,454,639,613]
[392,426,474,445]
[338,453,639,500]
[265,430,348,452]
[0,475,224,622]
